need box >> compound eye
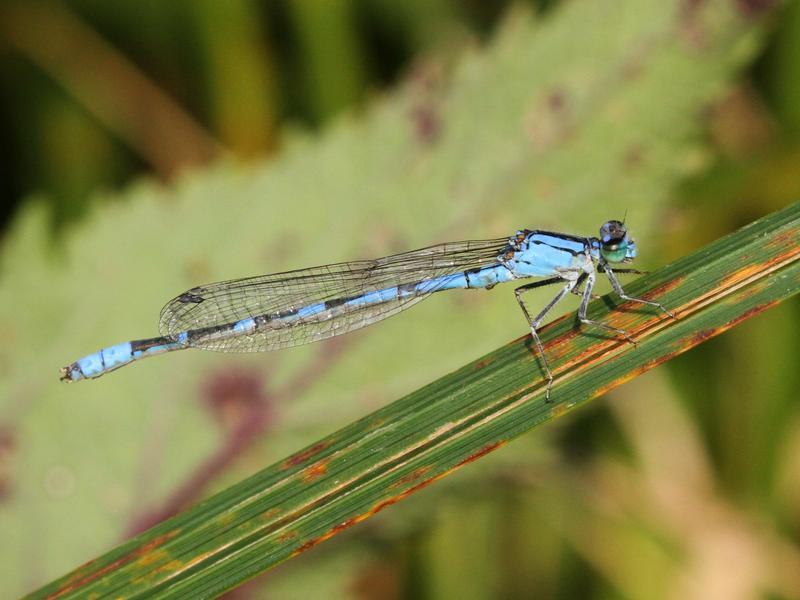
[600,220,627,249]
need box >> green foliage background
[1,0,800,598]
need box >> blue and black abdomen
[60,334,188,381]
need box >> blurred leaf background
[1,0,800,598]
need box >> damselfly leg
[516,269,655,402]
[576,270,637,345]
[515,277,578,402]
[603,266,675,318]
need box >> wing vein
[159,238,509,352]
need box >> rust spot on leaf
[292,539,320,555]
[291,518,357,557]
[258,507,282,522]
[216,512,235,526]
[369,477,442,516]
[390,466,432,489]
[549,403,572,418]
[367,417,386,430]
[591,354,674,399]
[589,299,780,399]
[455,441,506,468]
[713,249,798,298]
[330,517,360,535]
[278,530,299,543]
[718,263,766,289]
[288,472,462,559]
[725,300,778,328]
[473,356,495,370]
[302,460,329,482]
[136,549,170,567]
[289,444,509,560]
[688,328,717,345]
[763,226,800,251]
[149,549,218,581]
[154,559,183,574]
[283,440,331,469]
[48,529,181,599]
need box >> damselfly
[60,220,673,400]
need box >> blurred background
[1,0,800,598]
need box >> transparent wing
[159,237,510,352]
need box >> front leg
[603,266,675,318]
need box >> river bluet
[60,220,673,400]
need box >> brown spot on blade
[302,460,329,482]
[48,529,181,599]
[282,441,331,469]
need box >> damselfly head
[599,220,636,263]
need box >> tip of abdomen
[59,342,134,383]
[60,363,83,382]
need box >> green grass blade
[30,202,800,598]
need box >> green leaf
[1,0,780,597]
[29,198,800,595]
